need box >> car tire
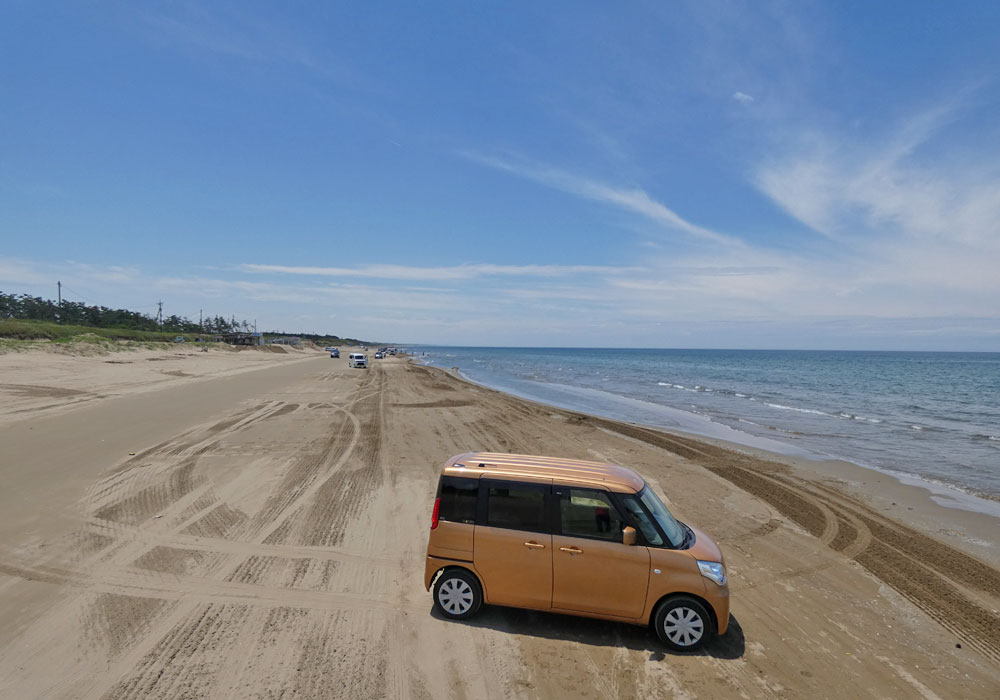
[433,569,483,620]
[653,596,714,652]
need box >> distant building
[215,332,262,346]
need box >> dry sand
[1,345,998,699]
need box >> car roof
[442,451,646,493]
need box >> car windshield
[638,486,686,548]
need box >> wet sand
[1,345,998,698]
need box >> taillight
[431,497,441,530]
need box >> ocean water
[415,347,1000,510]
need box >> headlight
[697,560,727,586]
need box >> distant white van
[348,353,368,369]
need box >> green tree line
[0,291,251,334]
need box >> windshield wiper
[680,522,694,549]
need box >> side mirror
[622,526,637,546]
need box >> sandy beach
[1,344,998,699]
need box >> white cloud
[142,13,260,61]
[732,91,755,103]
[241,262,638,280]
[136,5,357,86]
[0,258,50,287]
[753,99,1000,310]
[461,152,744,248]
[2,254,998,348]
[755,152,839,235]
[756,98,999,241]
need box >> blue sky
[2,1,999,349]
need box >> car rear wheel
[653,596,714,652]
[433,569,482,620]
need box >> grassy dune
[0,319,194,342]
[0,319,199,354]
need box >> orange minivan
[425,452,729,651]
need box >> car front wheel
[433,569,483,620]
[653,596,714,652]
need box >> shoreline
[430,362,1000,569]
[415,348,1000,508]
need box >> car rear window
[438,476,478,524]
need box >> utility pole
[157,301,163,327]
[199,309,203,330]
[57,281,62,324]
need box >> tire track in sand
[85,367,382,700]
[587,419,1000,663]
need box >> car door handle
[559,547,583,554]
[523,541,546,549]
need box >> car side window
[619,494,663,545]
[558,488,626,542]
[485,482,547,532]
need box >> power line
[46,285,166,320]
[27,284,225,329]
[58,285,96,304]
[59,284,156,308]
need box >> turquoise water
[416,348,1000,506]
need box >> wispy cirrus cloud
[0,258,51,287]
[755,96,1000,246]
[460,152,744,248]
[154,275,479,314]
[136,5,357,85]
[753,95,1000,307]
[3,254,998,348]
[0,259,142,294]
[240,262,638,280]
[142,12,261,61]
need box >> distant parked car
[330,348,340,358]
[173,336,186,343]
[374,351,383,359]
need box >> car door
[473,479,552,610]
[551,487,649,619]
